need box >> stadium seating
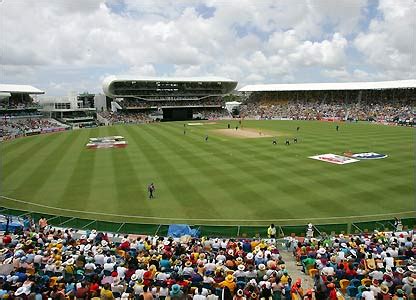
[0,223,305,299]
[294,230,416,299]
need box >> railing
[1,206,414,238]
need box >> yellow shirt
[100,288,114,300]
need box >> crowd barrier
[1,206,414,238]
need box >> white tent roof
[239,80,416,92]
[0,84,44,94]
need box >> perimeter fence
[1,206,414,238]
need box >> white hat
[3,257,13,264]
[101,240,108,247]
[246,253,253,260]
[238,264,245,271]
[341,243,347,248]
[258,264,266,271]
[64,258,75,265]
[84,244,92,252]
[131,274,138,281]
[15,286,31,296]
[80,235,87,240]
[396,267,405,274]
[317,248,326,255]
[91,229,97,234]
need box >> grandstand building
[0,84,70,139]
[238,80,416,124]
[39,92,98,128]
[102,76,238,121]
[0,84,45,119]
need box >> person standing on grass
[336,125,339,131]
[148,183,155,199]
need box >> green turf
[1,120,414,225]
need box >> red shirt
[3,235,11,244]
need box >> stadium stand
[0,221,307,300]
[1,218,414,299]
[289,230,416,299]
[238,80,416,126]
[0,84,70,140]
[102,77,237,122]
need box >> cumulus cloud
[0,0,413,95]
[353,0,416,79]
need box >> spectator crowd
[0,217,415,300]
[239,91,415,124]
[99,112,153,125]
[0,118,67,139]
[288,228,416,299]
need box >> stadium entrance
[162,108,193,121]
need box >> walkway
[280,250,314,290]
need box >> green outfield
[1,120,414,226]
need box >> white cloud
[353,0,416,79]
[0,0,413,95]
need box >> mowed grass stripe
[159,124,297,219]
[140,124,223,218]
[34,130,92,207]
[108,126,152,216]
[2,132,70,194]
[3,134,58,181]
[60,130,97,208]
[122,125,191,217]
[7,130,78,200]
[1,134,36,154]
[148,124,276,219]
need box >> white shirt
[369,270,383,281]
[85,262,96,270]
[383,257,394,268]
[156,272,169,281]
[94,254,105,266]
[194,295,207,300]
[104,262,115,272]
[33,255,43,264]
[361,290,375,300]
[117,266,127,279]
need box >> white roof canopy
[239,80,416,92]
[0,84,44,94]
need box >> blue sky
[0,0,415,95]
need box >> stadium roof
[103,75,238,98]
[239,79,416,92]
[103,75,237,84]
[0,84,45,94]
